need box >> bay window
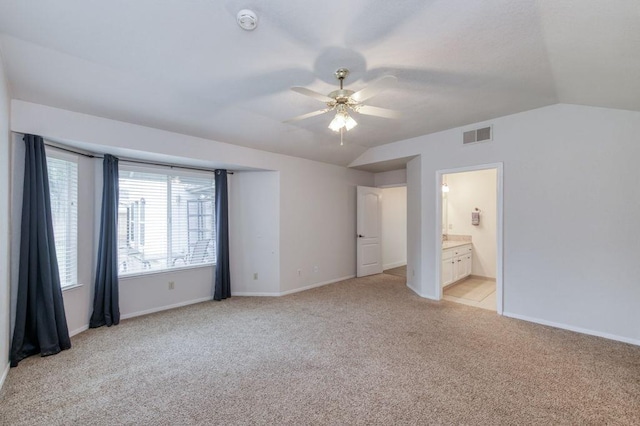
[118,166,215,276]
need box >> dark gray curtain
[90,155,120,327]
[214,169,231,300]
[10,134,71,367]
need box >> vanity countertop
[442,240,472,250]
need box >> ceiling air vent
[463,125,492,145]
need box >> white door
[357,186,383,277]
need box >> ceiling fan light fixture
[329,113,346,132]
[329,109,358,132]
[344,114,358,131]
[287,67,398,139]
[442,175,450,193]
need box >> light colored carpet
[383,265,406,277]
[444,278,495,302]
[1,274,639,425]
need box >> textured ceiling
[0,0,638,167]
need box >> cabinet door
[441,258,454,288]
[460,254,472,278]
[452,255,462,282]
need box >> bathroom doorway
[436,163,503,314]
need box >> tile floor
[384,266,496,312]
[443,278,496,311]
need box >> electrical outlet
[253,272,258,280]
[297,269,301,276]
[448,224,453,230]
[313,265,319,273]
[168,281,175,290]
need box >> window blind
[46,154,79,289]
[118,166,215,276]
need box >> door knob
[358,234,365,238]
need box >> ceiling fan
[284,68,400,133]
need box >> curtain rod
[44,142,234,174]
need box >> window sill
[119,263,216,281]
[62,283,84,292]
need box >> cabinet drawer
[453,244,471,254]
[442,249,454,260]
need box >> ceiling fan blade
[355,105,400,119]
[283,109,331,124]
[291,87,334,103]
[350,75,398,103]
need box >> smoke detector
[237,9,258,31]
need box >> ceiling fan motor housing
[328,89,355,104]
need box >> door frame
[435,162,504,315]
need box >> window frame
[45,149,80,291]
[117,163,216,279]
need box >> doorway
[436,163,503,314]
[356,184,408,279]
[380,185,407,278]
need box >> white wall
[9,100,374,334]
[374,169,407,187]
[279,162,370,293]
[405,156,422,294]
[8,134,20,338]
[446,169,497,279]
[229,171,280,295]
[351,104,640,344]
[381,186,407,270]
[0,48,11,384]
[119,266,214,318]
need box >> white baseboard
[120,296,212,320]
[469,274,496,281]
[234,275,356,297]
[280,275,356,296]
[69,325,89,337]
[406,282,439,300]
[421,293,438,301]
[406,282,421,296]
[231,275,356,297]
[232,291,280,297]
[0,362,9,391]
[503,311,640,347]
[119,276,356,317]
[383,261,406,270]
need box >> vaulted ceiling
[0,1,638,166]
